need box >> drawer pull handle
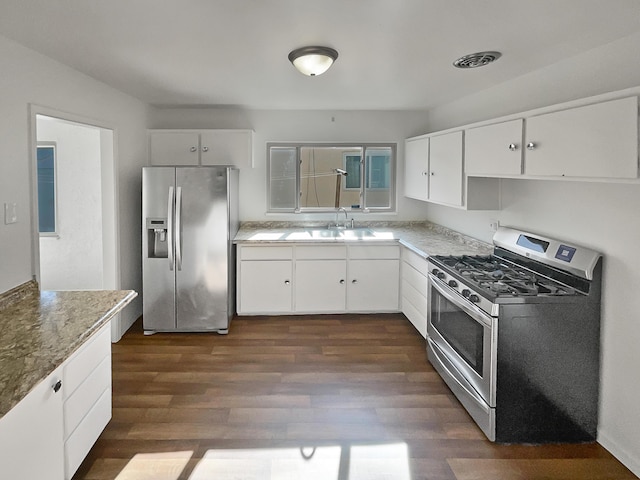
[352,279,358,284]
[508,143,518,151]
[340,279,345,284]
[52,380,62,393]
[284,280,290,285]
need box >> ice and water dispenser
[146,218,168,258]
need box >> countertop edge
[0,289,138,419]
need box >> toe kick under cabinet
[237,243,400,315]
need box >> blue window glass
[37,145,56,233]
[344,155,361,189]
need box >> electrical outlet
[4,203,17,224]
[489,219,500,232]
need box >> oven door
[427,273,497,408]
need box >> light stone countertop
[234,221,493,257]
[0,282,137,419]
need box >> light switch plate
[4,202,17,224]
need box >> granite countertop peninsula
[0,280,137,419]
[234,221,493,257]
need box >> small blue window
[37,145,56,234]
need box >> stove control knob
[448,280,458,288]
[431,268,440,276]
[461,289,471,298]
[437,272,446,280]
[469,294,480,303]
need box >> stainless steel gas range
[427,226,602,443]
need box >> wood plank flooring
[73,314,637,480]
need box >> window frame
[267,142,396,213]
[36,142,58,236]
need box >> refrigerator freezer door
[142,167,177,331]
[175,167,230,331]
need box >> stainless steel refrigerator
[142,166,239,334]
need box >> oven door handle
[429,273,494,328]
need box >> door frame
[28,104,121,331]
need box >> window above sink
[267,143,396,214]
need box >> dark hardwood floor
[73,314,636,480]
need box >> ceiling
[1,0,640,110]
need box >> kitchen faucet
[335,207,353,228]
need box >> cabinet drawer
[63,324,110,400]
[402,248,428,274]
[64,356,111,439]
[402,261,427,295]
[296,245,347,259]
[401,279,428,317]
[64,388,111,479]
[239,245,293,260]
[401,295,427,338]
[349,245,400,259]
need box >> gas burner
[431,253,580,300]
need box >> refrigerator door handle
[167,186,174,271]
[175,186,183,271]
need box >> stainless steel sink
[304,227,376,239]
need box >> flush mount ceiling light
[453,51,502,69]
[288,46,339,76]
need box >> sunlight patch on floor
[114,451,193,480]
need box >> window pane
[343,155,361,189]
[37,146,56,233]
[364,147,392,208]
[300,146,362,209]
[269,147,297,210]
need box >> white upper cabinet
[465,119,524,176]
[404,130,500,210]
[429,131,464,207]
[404,136,429,201]
[149,129,254,168]
[200,130,254,168]
[149,131,200,166]
[524,97,638,179]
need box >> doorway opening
[31,110,120,338]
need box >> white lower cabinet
[0,366,65,480]
[400,247,429,337]
[347,259,400,312]
[237,243,400,315]
[63,323,112,479]
[296,260,347,312]
[0,322,112,480]
[239,260,293,314]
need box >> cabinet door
[429,131,463,206]
[149,132,200,165]
[0,367,64,480]
[200,130,254,168]
[525,97,638,178]
[404,136,429,201]
[239,260,292,314]
[465,119,523,176]
[295,260,346,312]
[347,259,400,312]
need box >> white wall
[37,117,103,290]
[424,32,640,476]
[149,108,431,223]
[0,34,149,336]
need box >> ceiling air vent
[453,51,502,69]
